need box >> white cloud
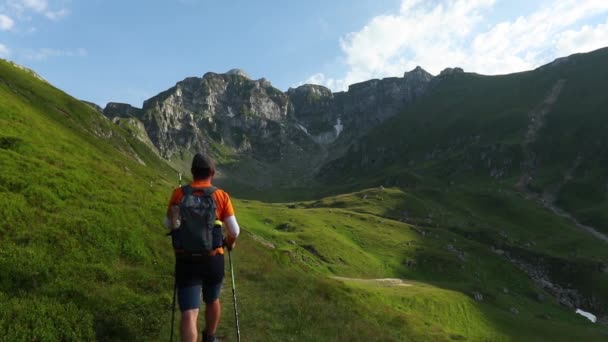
[3,0,68,21]
[45,7,67,21]
[24,47,87,60]
[301,73,346,90]
[470,0,608,73]
[304,0,608,91]
[23,0,47,12]
[557,19,608,56]
[10,0,48,13]
[0,43,10,57]
[0,14,14,30]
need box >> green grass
[2,51,608,342]
[226,189,608,341]
[0,59,176,341]
[320,48,608,235]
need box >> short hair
[191,153,215,180]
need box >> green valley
[2,46,608,342]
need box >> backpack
[172,185,223,256]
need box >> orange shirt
[167,179,235,255]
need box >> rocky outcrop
[505,251,604,313]
[102,66,435,169]
[7,60,47,82]
[289,66,434,145]
[138,71,304,161]
[103,102,143,119]
[287,84,339,144]
[225,68,250,79]
[339,66,434,131]
[439,67,464,77]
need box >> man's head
[191,153,215,180]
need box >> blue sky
[1,1,608,107]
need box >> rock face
[138,72,309,161]
[102,66,435,168]
[287,84,338,144]
[225,68,250,79]
[340,66,433,135]
[439,67,464,77]
[103,102,142,119]
[289,66,434,145]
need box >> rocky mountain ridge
[100,66,436,169]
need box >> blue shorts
[177,282,223,311]
[175,255,224,311]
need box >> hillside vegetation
[2,50,608,341]
[0,59,176,340]
[321,48,608,235]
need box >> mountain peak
[103,102,142,119]
[404,66,434,81]
[225,68,250,79]
[439,67,464,76]
[409,66,427,74]
[289,83,332,95]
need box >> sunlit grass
[2,56,608,341]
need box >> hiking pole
[169,172,182,342]
[169,265,177,342]
[228,249,241,342]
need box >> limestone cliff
[102,66,435,176]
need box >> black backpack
[172,186,223,256]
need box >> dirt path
[247,231,276,249]
[517,79,608,243]
[539,197,608,243]
[331,276,413,287]
[518,79,566,190]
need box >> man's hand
[223,237,236,251]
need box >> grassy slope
[321,48,608,234]
[531,51,608,232]
[0,59,177,340]
[230,187,608,341]
[2,54,608,342]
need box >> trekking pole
[169,172,182,342]
[228,249,241,342]
[169,266,177,342]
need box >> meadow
[1,58,607,341]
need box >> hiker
[165,153,240,342]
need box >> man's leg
[201,254,225,340]
[177,284,203,342]
[201,270,223,339]
[205,299,221,336]
[180,309,199,342]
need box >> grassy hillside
[2,53,608,342]
[226,187,608,341]
[321,48,608,234]
[0,59,177,340]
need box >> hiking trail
[517,79,608,243]
[331,276,413,287]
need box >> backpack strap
[181,185,193,197]
[202,186,217,197]
[182,185,217,197]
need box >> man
[165,153,240,342]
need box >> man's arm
[166,205,181,230]
[223,215,240,250]
[164,188,182,231]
